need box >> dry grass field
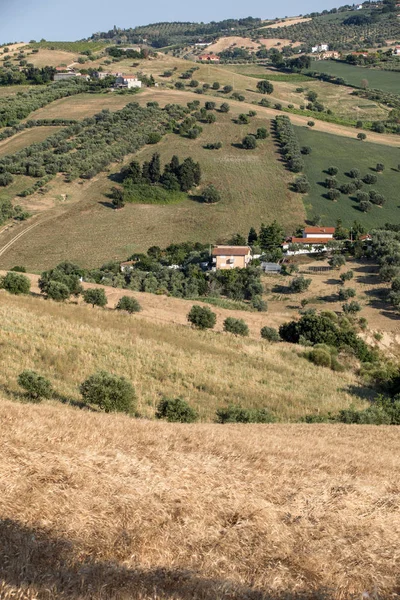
[0,126,62,157]
[0,396,398,599]
[0,290,367,421]
[27,93,138,120]
[262,17,312,28]
[205,37,298,54]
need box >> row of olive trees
[187,305,280,341]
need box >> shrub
[357,132,367,140]
[338,287,356,301]
[251,295,267,312]
[289,276,311,293]
[328,189,340,201]
[223,317,249,336]
[307,347,331,368]
[10,266,26,272]
[202,184,221,204]
[219,102,230,113]
[212,81,220,90]
[327,166,338,176]
[242,135,257,149]
[256,80,274,94]
[359,200,373,212]
[237,113,249,124]
[155,398,198,423]
[356,191,369,203]
[340,270,354,283]
[293,176,310,193]
[301,146,312,155]
[363,174,377,185]
[260,326,280,342]
[307,121,315,127]
[328,255,346,269]
[147,132,162,144]
[17,370,52,401]
[115,296,141,313]
[46,281,71,302]
[256,127,269,139]
[376,163,384,172]
[325,177,338,189]
[343,300,361,315]
[349,168,361,179]
[187,305,216,330]
[80,371,136,413]
[205,101,216,110]
[3,272,30,295]
[216,405,276,423]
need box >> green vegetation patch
[28,41,110,53]
[123,183,188,204]
[295,125,400,228]
[248,73,311,82]
[310,60,400,94]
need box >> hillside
[0,290,368,421]
[0,397,399,599]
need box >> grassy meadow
[296,126,400,227]
[0,126,62,157]
[27,92,139,120]
[0,291,367,422]
[0,112,304,270]
[310,59,400,93]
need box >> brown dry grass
[0,126,62,156]
[0,397,398,599]
[27,93,137,120]
[261,17,312,29]
[0,290,366,421]
[205,37,298,55]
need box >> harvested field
[27,93,138,120]
[0,126,62,157]
[262,16,312,28]
[0,395,398,599]
[206,37,299,55]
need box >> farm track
[139,88,400,148]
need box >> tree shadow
[108,172,125,183]
[98,201,116,209]
[323,278,341,286]
[0,518,336,600]
[342,384,377,402]
[52,391,94,411]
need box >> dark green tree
[155,398,198,422]
[256,80,274,94]
[2,272,30,295]
[83,288,107,308]
[259,221,284,252]
[80,371,136,413]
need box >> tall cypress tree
[259,221,284,252]
[148,153,161,184]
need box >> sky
[0,0,347,43]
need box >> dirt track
[139,88,400,148]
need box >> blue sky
[1,0,346,43]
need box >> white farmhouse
[311,44,329,53]
[115,75,142,89]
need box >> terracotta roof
[120,75,140,80]
[286,237,333,245]
[304,227,335,234]
[212,246,251,256]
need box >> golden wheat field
[0,398,399,599]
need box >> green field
[296,126,400,228]
[28,41,110,53]
[310,60,400,93]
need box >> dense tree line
[85,242,263,304]
[0,118,78,143]
[121,153,201,193]
[0,65,57,86]
[0,80,89,128]
[274,116,304,173]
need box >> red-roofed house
[212,246,251,270]
[303,227,335,239]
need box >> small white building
[282,227,336,256]
[394,46,400,56]
[115,75,142,89]
[311,44,329,53]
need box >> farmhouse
[394,46,400,56]
[282,227,336,256]
[311,44,329,53]
[212,246,252,270]
[114,75,142,89]
[198,54,220,63]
